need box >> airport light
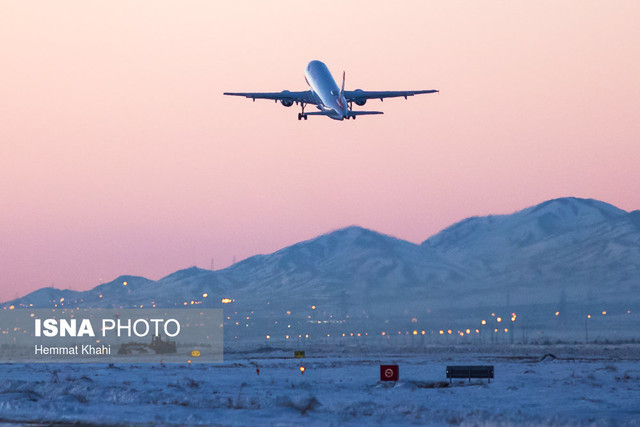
[413,330,418,335]
[439,330,444,335]
[555,312,560,316]
[466,329,471,334]
[299,366,305,374]
[497,317,502,322]
[481,320,487,325]
[202,293,208,298]
[602,311,607,315]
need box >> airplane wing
[223,90,318,105]
[344,89,438,103]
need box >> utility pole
[585,316,589,344]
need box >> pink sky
[1,1,639,301]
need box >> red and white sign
[380,364,399,381]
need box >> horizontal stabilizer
[349,111,384,116]
[304,111,332,116]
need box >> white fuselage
[304,60,349,120]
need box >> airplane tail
[341,71,346,95]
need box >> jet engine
[280,90,294,107]
[353,89,366,106]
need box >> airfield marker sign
[380,364,399,381]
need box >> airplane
[224,60,438,121]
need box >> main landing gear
[298,103,308,120]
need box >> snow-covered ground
[1,344,639,425]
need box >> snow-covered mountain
[422,198,640,308]
[4,197,639,343]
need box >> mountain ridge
[3,196,639,342]
[4,196,636,307]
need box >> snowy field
[1,345,640,426]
